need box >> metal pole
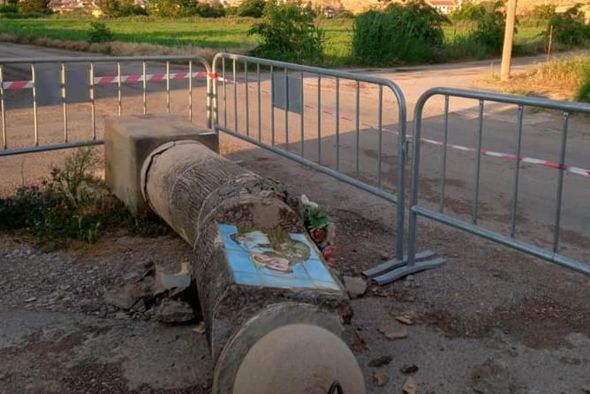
[317,75,322,164]
[377,85,383,187]
[439,95,449,212]
[472,99,484,224]
[500,0,517,81]
[355,81,360,178]
[142,62,147,115]
[510,105,524,237]
[90,63,96,140]
[553,112,570,253]
[31,64,39,146]
[166,61,170,114]
[300,72,304,157]
[335,77,340,170]
[188,61,193,121]
[61,63,68,142]
[0,65,6,150]
[245,61,249,137]
[117,62,122,116]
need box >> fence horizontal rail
[407,86,590,277]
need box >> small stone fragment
[368,355,393,368]
[400,364,419,374]
[193,322,206,335]
[394,315,414,325]
[378,323,408,340]
[402,376,417,394]
[372,371,389,387]
[24,297,37,303]
[343,276,367,299]
[154,299,195,323]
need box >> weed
[0,148,170,249]
[88,21,113,43]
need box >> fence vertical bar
[355,80,360,178]
[472,99,484,224]
[142,62,147,115]
[257,64,261,142]
[377,85,383,187]
[271,65,275,146]
[117,62,122,116]
[90,63,96,140]
[335,77,340,170]
[223,58,227,128]
[317,75,322,164]
[31,64,39,146]
[245,61,250,137]
[166,61,170,113]
[233,59,238,133]
[439,95,450,212]
[284,68,289,151]
[188,61,193,121]
[553,112,570,253]
[510,105,524,237]
[300,72,304,157]
[61,63,68,143]
[0,65,6,150]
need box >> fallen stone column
[105,115,365,393]
[138,140,365,393]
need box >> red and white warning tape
[419,136,590,178]
[1,71,219,90]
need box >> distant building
[426,0,459,14]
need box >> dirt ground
[2,141,590,393]
[2,44,590,393]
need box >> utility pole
[500,0,518,81]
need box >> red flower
[310,228,327,243]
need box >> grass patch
[0,148,170,249]
[490,56,590,102]
[0,16,584,66]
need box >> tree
[237,0,265,17]
[17,0,51,14]
[249,0,324,63]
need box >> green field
[0,16,556,66]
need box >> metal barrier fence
[407,87,590,277]
[211,53,413,266]
[0,55,212,157]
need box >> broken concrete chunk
[402,376,417,394]
[153,262,192,297]
[154,299,195,323]
[343,276,367,299]
[394,315,414,325]
[377,322,408,340]
[371,371,389,387]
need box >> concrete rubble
[103,261,197,324]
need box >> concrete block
[104,114,218,216]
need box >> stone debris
[377,322,408,340]
[372,371,390,387]
[400,364,419,375]
[193,322,206,335]
[402,376,417,394]
[24,297,37,303]
[153,299,195,324]
[343,276,367,299]
[394,315,414,325]
[368,355,393,368]
[103,262,197,324]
